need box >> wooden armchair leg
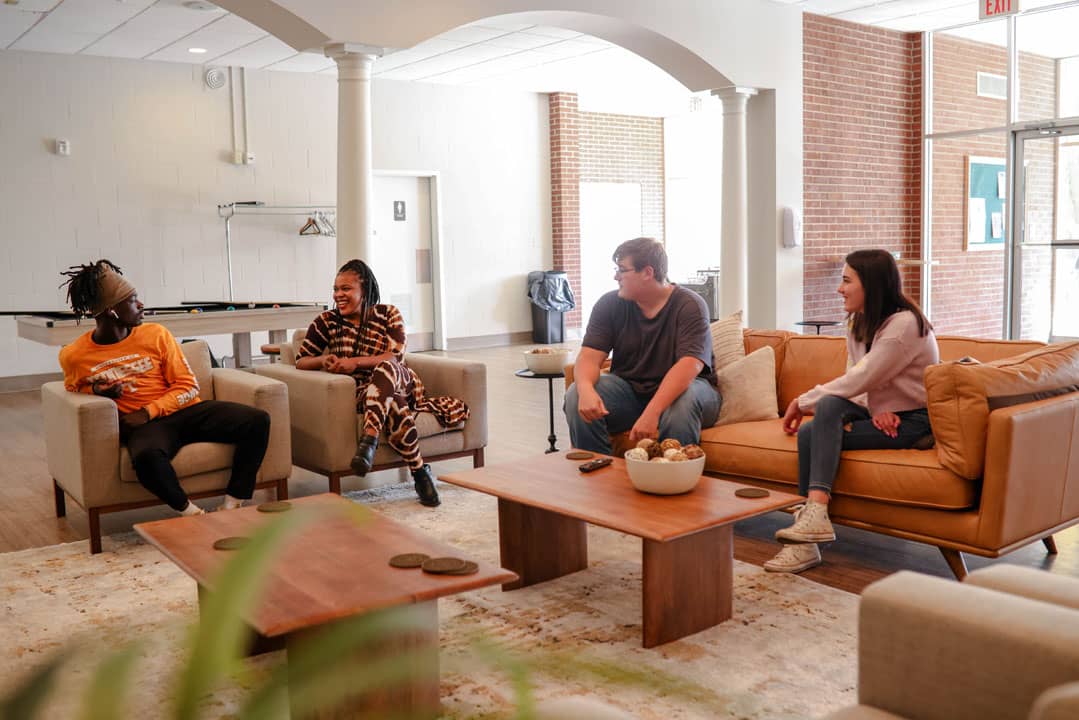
[1043,536,1058,555]
[473,447,485,469]
[940,547,967,580]
[328,472,343,495]
[89,508,102,555]
[53,480,66,518]
[276,478,289,501]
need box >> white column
[712,86,757,317]
[326,43,380,266]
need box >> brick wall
[929,35,1056,338]
[548,93,665,333]
[803,14,922,335]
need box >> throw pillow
[710,310,745,372]
[712,345,779,426]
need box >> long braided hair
[337,259,381,315]
[59,259,124,318]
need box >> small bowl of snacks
[623,438,706,495]
[523,347,571,375]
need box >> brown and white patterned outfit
[299,307,469,470]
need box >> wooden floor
[2,341,1076,595]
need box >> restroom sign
[980,0,1019,20]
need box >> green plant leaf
[79,643,142,720]
[0,652,65,720]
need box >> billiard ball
[272,303,280,308]
[226,306,235,311]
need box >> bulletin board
[965,155,1007,250]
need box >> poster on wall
[965,155,1007,250]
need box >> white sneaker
[775,499,835,544]
[764,543,821,573]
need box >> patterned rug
[0,484,857,719]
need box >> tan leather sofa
[255,331,487,493]
[570,330,1079,578]
[823,566,1079,720]
[43,340,292,554]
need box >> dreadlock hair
[59,259,124,318]
[336,259,381,311]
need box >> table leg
[545,377,558,453]
[641,524,732,648]
[286,601,440,720]
[198,584,285,655]
[232,332,252,368]
[498,498,587,591]
[268,328,288,345]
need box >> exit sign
[980,0,1019,20]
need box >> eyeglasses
[614,266,639,277]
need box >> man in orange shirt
[58,260,270,515]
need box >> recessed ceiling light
[188,47,208,54]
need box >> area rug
[0,484,857,719]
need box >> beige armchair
[255,331,487,494]
[44,340,292,554]
[824,566,1079,720]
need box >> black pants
[124,400,271,511]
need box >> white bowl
[624,454,705,495]
[524,348,571,375]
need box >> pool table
[10,302,326,367]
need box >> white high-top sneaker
[775,499,836,544]
[763,543,822,573]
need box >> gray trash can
[527,270,576,344]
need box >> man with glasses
[565,237,721,454]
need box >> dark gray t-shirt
[582,286,717,397]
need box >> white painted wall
[0,49,549,377]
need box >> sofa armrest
[255,364,357,471]
[976,392,1079,549]
[211,369,292,483]
[405,353,487,451]
[41,382,121,509]
[1031,682,1079,720]
[856,571,1079,720]
[964,565,1079,611]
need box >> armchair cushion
[119,443,233,483]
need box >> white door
[579,182,642,331]
[371,175,436,351]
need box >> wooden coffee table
[440,453,802,648]
[135,493,516,719]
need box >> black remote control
[579,457,613,473]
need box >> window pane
[932,20,1007,134]
[1053,249,1079,340]
[1016,5,1079,122]
[928,132,1008,338]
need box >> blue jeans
[798,395,932,496]
[564,374,721,454]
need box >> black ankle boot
[412,464,441,507]
[350,435,379,477]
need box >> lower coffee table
[440,452,802,648]
[135,493,516,719]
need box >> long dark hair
[336,259,381,312]
[59,259,123,317]
[845,249,930,350]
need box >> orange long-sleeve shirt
[58,323,201,419]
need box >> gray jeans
[797,395,932,496]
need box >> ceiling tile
[266,50,335,73]
[13,0,155,53]
[438,25,512,44]
[372,38,468,73]
[212,34,296,68]
[146,13,267,63]
[462,18,536,32]
[515,25,582,40]
[5,0,61,11]
[81,4,223,59]
[0,7,42,49]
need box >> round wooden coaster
[389,553,431,569]
[444,561,479,576]
[212,536,249,551]
[421,557,467,574]
[735,487,770,499]
[256,501,292,513]
[565,451,594,460]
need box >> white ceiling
[0,0,1076,114]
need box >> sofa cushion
[937,336,1044,363]
[743,329,792,412]
[120,442,233,483]
[356,411,464,444]
[701,418,977,509]
[713,346,778,426]
[777,336,847,412]
[710,310,745,371]
[926,341,1079,480]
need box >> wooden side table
[515,368,564,454]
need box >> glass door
[1010,124,1079,341]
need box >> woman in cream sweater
[766,249,939,573]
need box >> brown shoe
[350,435,378,477]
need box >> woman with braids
[765,249,938,574]
[296,259,468,507]
[57,259,271,516]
